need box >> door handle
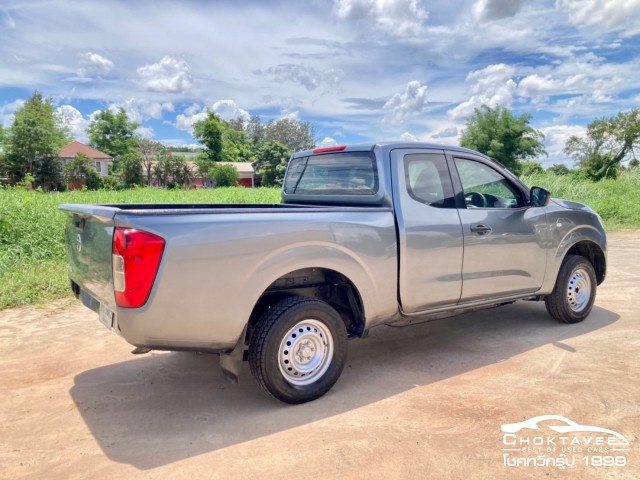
[470,224,492,235]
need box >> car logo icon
[501,415,629,444]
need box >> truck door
[391,149,464,312]
[449,155,547,301]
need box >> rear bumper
[76,286,236,354]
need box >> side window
[454,158,523,208]
[404,153,455,208]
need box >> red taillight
[312,145,347,154]
[112,227,165,308]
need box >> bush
[210,163,239,187]
[520,161,544,176]
[547,164,570,176]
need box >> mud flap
[220,325,248,384]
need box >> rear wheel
[249,296,348,404]
[545,255,597,324]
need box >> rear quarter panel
[113,210,398,351]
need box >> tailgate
[60,204,118,311]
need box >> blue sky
[1,0,639,166]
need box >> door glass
[454,158,523,208]
[404,153,455,208]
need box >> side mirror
[530,186,551,207]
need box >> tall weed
[521,169,640,229]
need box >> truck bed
[60,202,398,352]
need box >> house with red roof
[60,141,113,177]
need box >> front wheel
[545,255,597,324]
[249,296,348,404]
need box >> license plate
[99,303,114,330]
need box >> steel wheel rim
[278,319,333,386]
[567,268,591,312]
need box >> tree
[152,157,169,187]
[222,126,254,162]
[264,117,315,152]
[4,91,70,185]
[210,163,239,187]
[118,152,143,187]
[64,152,102,190]
[87,108,139,160]
[460,105,546,174]
[150,154,193,187]
[193,111,224,162]
[34,155,65,191]
[245,114,266,148]
[254,141,291,187]
[137,139,165,185]
[194,156,213,186]
[0,126,6,177]
[170,156,193,187]
[564,108,640,181]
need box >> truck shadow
[70,302,619,469]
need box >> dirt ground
[1,231,638,479]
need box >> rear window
[283,152,378,195]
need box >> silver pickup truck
[61,142,607,403]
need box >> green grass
[521,169,640,230]
[1,171,639,310]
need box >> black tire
[249,296,348,404]
[545,255,597,324]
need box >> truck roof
[293,142,490,159]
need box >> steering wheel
[466,191,487,208]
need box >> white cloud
[518,74,564,98]
[538,124,587,167]
[175,110,207,132]
[279,110,300,122]
[474,0,528,20]
[136,56,193,93]
[318,137,338,147]
[257,64,343,92]
[383,81,428,124]
[175,100,250,132]
[55,105,89,142]
[78,52,114,78]
[448,64,516,120]
[334,0,429,36]
[418,123,463,145]
[400,132,418,142]
[158,139,201,150]
[110,98,174,123]
[212,99,250,121]
[557,0,640,38]
[516,53,629,111]
[0,0,638,153]
[0,99,25,128]
[135,126,155,140]
[183,103,201,116]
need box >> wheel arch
[542,225,607,294]
[248,267,366,338]
[564,240,606,285]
